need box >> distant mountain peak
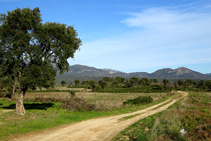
[174,67,192,75]
[103,68,121,73]
[56,64,211,84]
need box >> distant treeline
[65,76,211,93]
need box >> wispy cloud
[72,3,211,72]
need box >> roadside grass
[113,92,211,141]
[0,92,179,140]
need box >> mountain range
[56,64,211,84]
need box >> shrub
[123,96,153,105]
[60,98,96,111]
[152,85,164,90]
[69,90,75,98]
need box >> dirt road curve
[13,91,188,141]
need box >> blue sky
[1,0,211,73]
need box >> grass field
[0,91,178,141]
[112,92,211,141]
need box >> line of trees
[66,77,211,91]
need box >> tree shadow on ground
[2,103,54,110]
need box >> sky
[0,0,211,74]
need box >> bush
[123,96,153,105]
[152,85,164,90]
[60,98,96,111]
[69,91,75,98]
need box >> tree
[0,7,81,115]
[152,78,158,84]
[174,81,179,88]
[125,79,135,87]
[141,78,150,86]
[205,80,211,90]
[185,79,193,88]
[89,80,96,90]
[74,80,80,86]
[81,81,87,85]
[61,80,66,86]
[115,76,125,84]
[197,80,205,89]
[177,80,184,86]
[162,79,170,88]
[130,77,139,85]
[98,80,107,89]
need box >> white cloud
[71,5,211,72]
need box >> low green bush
[123,96,153,105]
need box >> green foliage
[81,81,88,85]
[102,77,114,82]
[151,84,164,90]
[94,85,171,93]
[152,78,158,83]
[0,7,81,93]
[123,96,153,105]
[162,79,170,86]
[115,76,125,84]
[141,78,150,86]
[61,80,66,86]
[177,79,185,86]
[88,79,96,89]
[74,80,80,86]
[205,80,211,90]
[130,77,139,85]
[197,80,206,89]
[98,80,107,89]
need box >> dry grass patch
[75,92,170,110]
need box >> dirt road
[13,91,188,141]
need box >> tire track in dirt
[13,91,188,141]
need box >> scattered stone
[180,129,187,136]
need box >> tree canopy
[0,7,82,115]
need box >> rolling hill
[56,64,211,84]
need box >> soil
[12,91,188,141]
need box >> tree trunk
[15,90,26,115]
[11,78,17,101]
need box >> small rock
[180,129,187,136]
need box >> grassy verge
[113,92,211,141]
[0,92,180,140]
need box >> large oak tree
[0,7,81,115]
